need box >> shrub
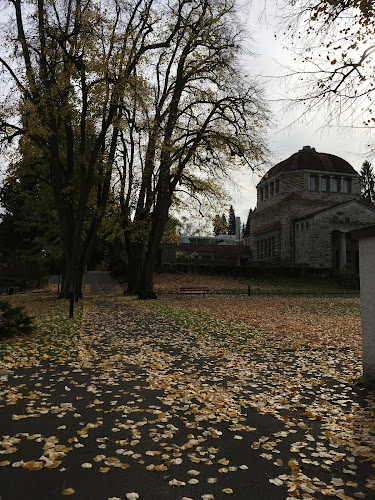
[0,300,34,339]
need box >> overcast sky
[231,1,373,224]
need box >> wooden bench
[179,287,209,296]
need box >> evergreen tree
[361,161,375,204]
[213,215,223,236]
[221,214,228,234]
[243,208,252,237]
[228,205,236,235]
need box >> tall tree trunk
[125,201,170,299]
[137,254,157,299]
[60,255,83,299]
[125,242,144,295]
[125,241,158,299]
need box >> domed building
[245,146,375,272]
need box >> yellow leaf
[154,464,165,472]
[24,460,43,470]
[99,467,110,473]
[0,461,10,466]
[45,460,62,469]
[77,428,88,435]
[218,458,229,465]
[62,488,75,495]
[336,494,355,500]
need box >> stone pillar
[318,175,322,191]
[338,231,347,269]
[359,235,375,386]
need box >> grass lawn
[146,274,362,383]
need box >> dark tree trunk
[124,203,169,300]
[125,243,144,295]
[59,255,84,299]
[137,248,157,300]
[124,241,156,299]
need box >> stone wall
[294,202,375,268]
[250,196,338,263]
[256,170,360,211]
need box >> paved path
[1,273,374,499]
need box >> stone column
[318,175,322,191]
[338,231,347,269]
[359,235,375,386]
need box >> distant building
[177,233,249,266]
[243,146,375,272]
[182,235,237,245]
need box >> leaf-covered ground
[153,272,357,295]
[0,272,374,500]
[0,286,83,369]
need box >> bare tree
[278,0,375,132]
[116,0,269,298]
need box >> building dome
[264,146,357,180]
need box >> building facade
[243,146,375,271]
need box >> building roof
[262,146,358,181]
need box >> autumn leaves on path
[1,284,375,500]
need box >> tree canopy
[280,0,375,133]
[0,0,203,297]
[114,0,269,297]
[0,0,269,299]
